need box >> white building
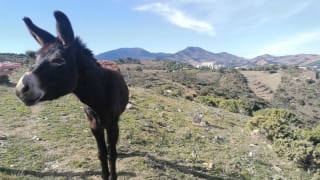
[196,62,224,70]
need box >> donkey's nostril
[21,85,30,93]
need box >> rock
[126,103,133,109]
[144,121,153,128]
[156,121,167,127]
[272,175,285,179]
[214,135,225,143]
[203,161,214,170]
[45,161,60,170]
[251,129,267,137]
[32,136,41,141]
[0,135,7,140]
[199,121,208,127]
[191,151,196,158]
[159,112,166,118]
[273,165,282,172]
[193,113,203,124]
[248,151,254,157]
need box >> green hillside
[0,58,319,179]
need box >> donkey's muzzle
[15,72,44,106]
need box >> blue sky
[0,0,320,58]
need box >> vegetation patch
[247,108,320,169]
[196,95,262,116]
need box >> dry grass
[240,71,282,100]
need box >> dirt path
[240,71,282,100]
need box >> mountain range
[95,47,320,67]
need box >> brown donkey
[15,11,129,180]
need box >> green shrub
[297,99,305,106]
[312,144,320,166]
[219,99,239,113]
[303,126,320,145]
[248,109,320,169]
[306,79,315,84]
[0,75,9,83]
[252,108,298,122]
[135,66,143,71]
[274,139,314,167]
[158,84,182,97]
[247,109,299,140]
[25,50,36,59]
[196,96,258,115]
[196,96,223,107]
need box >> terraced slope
[240,71,282,100]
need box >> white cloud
[256,31,320,56]
[135,2,215,36]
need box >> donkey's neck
[73,56,105,109]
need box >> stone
[126,103,133,109]
[0,135,7,140]
[32,136,41,141]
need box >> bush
[274,139,314,167]
[25,50,36,59]
[306,79,316,84]
[219,99,239,113]
[196,96,258,115]
[158,84,182,97]
[0,75,9,83]
[297,99,305,106]
[248,109,320,169]
[303,126,320,145]
[248,109,300,140]
[135,66,143,72]
[196,96,222,107]
[312,144,320,166]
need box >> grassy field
[0,67,317,179]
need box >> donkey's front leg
[91,128,109,180]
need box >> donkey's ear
[54,11,74,47]
[23,17,55,47]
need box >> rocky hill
[95,47,248,66]
[250,54,320,66]
[95,48,320,67]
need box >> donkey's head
[16,11,79,106]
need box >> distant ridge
[95,47,320,67]
[95,48,170,61]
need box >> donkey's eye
[51,58,65,65]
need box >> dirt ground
[240,71,282,100]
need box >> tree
[135,66,143,72]
[25,50,36,59]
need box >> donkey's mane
[75,37,94,57]
[74,37,101,67]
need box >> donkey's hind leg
[91,128,109,180]
[107,120,119,180]
[84,106,109,180]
